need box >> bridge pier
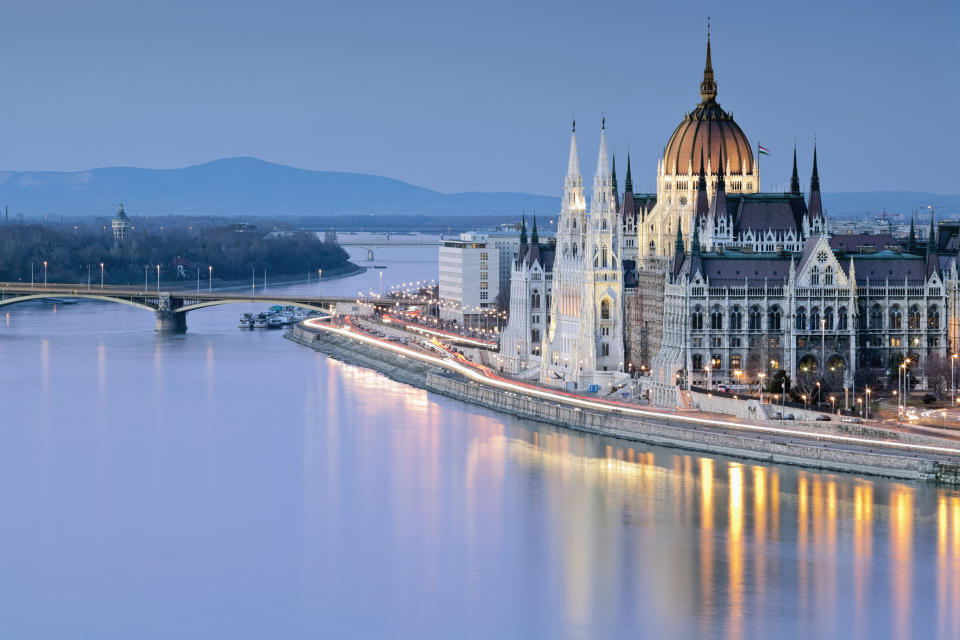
[155,310,187,333]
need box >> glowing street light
[100,262,104,289]
[43,260,48,287]
[209,265,213,291]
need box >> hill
[0,157,955,218]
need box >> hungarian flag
[758,144,770,156]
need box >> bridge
[334,233,440,261]
[0,282,385,332]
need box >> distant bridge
[0,282,390,332]
[334,233,440,260]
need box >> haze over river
[0,246,957,639]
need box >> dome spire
[790,143,801,194]
[699,18,717,103]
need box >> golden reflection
[752,466,767,622]
[797,475,809,620]
[853,483,873,639]
[699,457,714,636]
[890,485,914,640]
[727,463,744,640]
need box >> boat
[253,314,269,329]
[238,312,255,329]
[267,316,284,329]
[373,265,388,269]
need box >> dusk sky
[2,0,955,195]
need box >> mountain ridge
[0,156,955,218]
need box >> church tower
[541,120,625,389]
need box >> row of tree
[0,223,352,286]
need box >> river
[0,246,956,639]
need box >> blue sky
[1,0,955,195]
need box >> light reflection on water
[0,246,953,639]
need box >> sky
[0,0,956,195]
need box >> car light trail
[302,318,960,458]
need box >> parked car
[816,415,831,421]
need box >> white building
[438,232,500,326]
[500,218,554,376]
[540,120,627,390]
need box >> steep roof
[730,193,806,234]
[829,234,901,253]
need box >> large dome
[662,34,754,177]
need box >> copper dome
[662,33,754,177]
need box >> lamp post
[830,395,836,415]
[857,397,863,417]
[865,387,871,420]
[100,262,104,289]
[43,260,47,287]
[209,266,213,291]
[802,394,808,411]
[156,264,160,292]
[952,353,958,407]
[318,269,323,295]
[145,265,148,290]
[758,372,766,404]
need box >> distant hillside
[0,157,559,217]
[0,157,955,218]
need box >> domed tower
[112,203,130,245]
[659,28,757,203]
[639,28,757,263]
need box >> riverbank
[286,323,960,484]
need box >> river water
[0,246,957,639]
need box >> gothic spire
[567,119,580,179]
[691,220,702,255]
[595,116,610,179]
[531,214,539,245]
[624,152,633,193]
[807,144,823,220]
[695,148,709,220]
[928,209,937,251]
[716,145,726,191]
[611,153,618,194]
[790,144,801,194]
[810,143,820,193]
[699,20,717,103]
[674,220,685,255]
[520,214,527,245]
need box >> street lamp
[100,262,104,289]
[952,353,958,408]
[43,260,47,287]
[865,387,871,420]
[830,395,836,415]
[802,394,808,411]
[156,264,161,292]
[758,372,766,404]
[209,265,213,291]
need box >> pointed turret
[562,120,585,213]
[928,210,937,251]
[689,219,703,277]
[807,144,823,220]
[694,148,709,221]
[716,145,726,191]
[790,144,801,194]
[519,214,527,245]
[709,147,728,222]
[699,23,717,103]
[611,153,620,211]
[624,153,633,193]
[672,216,686,276]
[591,117,614,215]
[595,117,610,179]
[531,214,539,246]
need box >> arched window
[730,307,743,331]
[572,243,578,258]
[601,219,608,230]
[796,307,807,331]
[768,306,782,331]
[749,305,762,331]
[810,307,821,331]
[692,307,703,331]
[857,306,866,331]
[929,306,940,329]
[824,306,834,330]
[602,244,609,267]
[810,266,819,285]
[531,290,540,309]
[711,306,723,330]
[824,266,834,285]
[890,306,902,329]
[593,244,600,267]
[870,304,882,330]
[838,307,848,330]
[909,305,921,330]
[600,298,611,320]
[601,342,610,356]
[649,241,656,256]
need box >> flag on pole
[758,144,770,156]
